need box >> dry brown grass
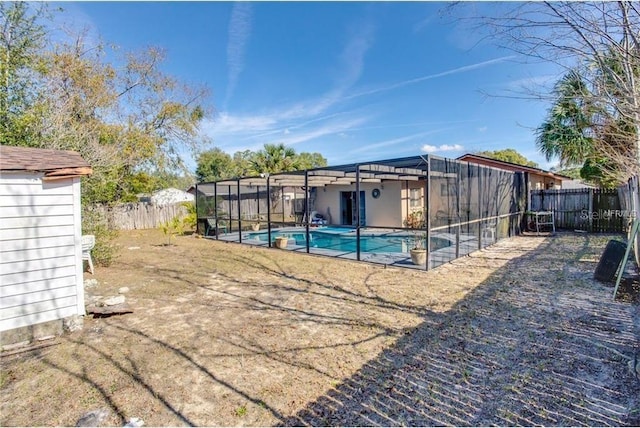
[1,230,639,426]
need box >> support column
[425,156,431,271]
[267,177,272,247]
[305,171,310,253]
[355,165,361,261]
[237,178,242,243]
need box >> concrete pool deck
[207,226,496,269]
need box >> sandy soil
[1,230,639,426]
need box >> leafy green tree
[476,149,538,168]
[295,152,328,170]
[0,2,48,146]
[1,4,210,263]
[196,148,235,182]
[231,149,255,177]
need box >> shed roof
[0,145,92,180]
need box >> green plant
[181,201,197,231]
[159,215,184,245]
[82,205,119,266]
[234,405,247,417]
[404,211,426,250]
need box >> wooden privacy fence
[91,202,188,230]
[530,188,626,232]
[617,175,639,266]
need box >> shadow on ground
[281,234,640,426]
[3,233,638,426]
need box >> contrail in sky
[346,55,517,100]
[224,2,253,109]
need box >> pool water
[246,228,451,253]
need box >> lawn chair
[306,211,327,226]
[81,235,95,275]
[205,218,227,236]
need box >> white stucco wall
[314,181,404,227]
[0,172,85,332]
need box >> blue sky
[56,2,563,171]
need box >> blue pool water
[246,228,451,253]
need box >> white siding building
[0,146,92,345]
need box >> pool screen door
[340,191,366,226]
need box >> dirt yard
[1,230,639,426]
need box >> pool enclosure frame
[195,154,527,270]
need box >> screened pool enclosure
[195,154,526,270]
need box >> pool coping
[208,226,495,270]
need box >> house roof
[150,188,195,206]
[456,153,571,180]
[0,145,92,180]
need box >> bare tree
[450,2,640,183]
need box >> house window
[410,188,422,208]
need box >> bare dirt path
[1,230,638,426]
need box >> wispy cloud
[412,15,433,33]
[224,2,253,109]
[422,143,464,153]
[279,116,370,146]
[205,19,376,151]
[275,20,375,120]
[246,110,356,140]
[346,56,516,100]
[350,128,453,155]
[201,110,372,152]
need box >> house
[560,179,597,189]
[0,145,92,347]
[198,155,525,231]
[457,153,570,190]
[150,187,194,206]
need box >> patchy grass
[1,230,638,426]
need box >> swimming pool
[245,227,452,253]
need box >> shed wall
[0,172,85,332]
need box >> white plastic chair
[81,235,95,274]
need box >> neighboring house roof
[561,179,597,189]
[0,145,92,180]
[150,188,195,206]
[456,153,571,181]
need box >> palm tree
[535,71,595,168]
[250,143,298,175]
[250,143,299,212]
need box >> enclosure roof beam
[398,175,420,181]
[307,170,346,177]
[215,180,240,186]
[238,179,268,186]
[395,167,426,176]
[345,171,376,179]
[334,177,356,183]
[357,164,397,173]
